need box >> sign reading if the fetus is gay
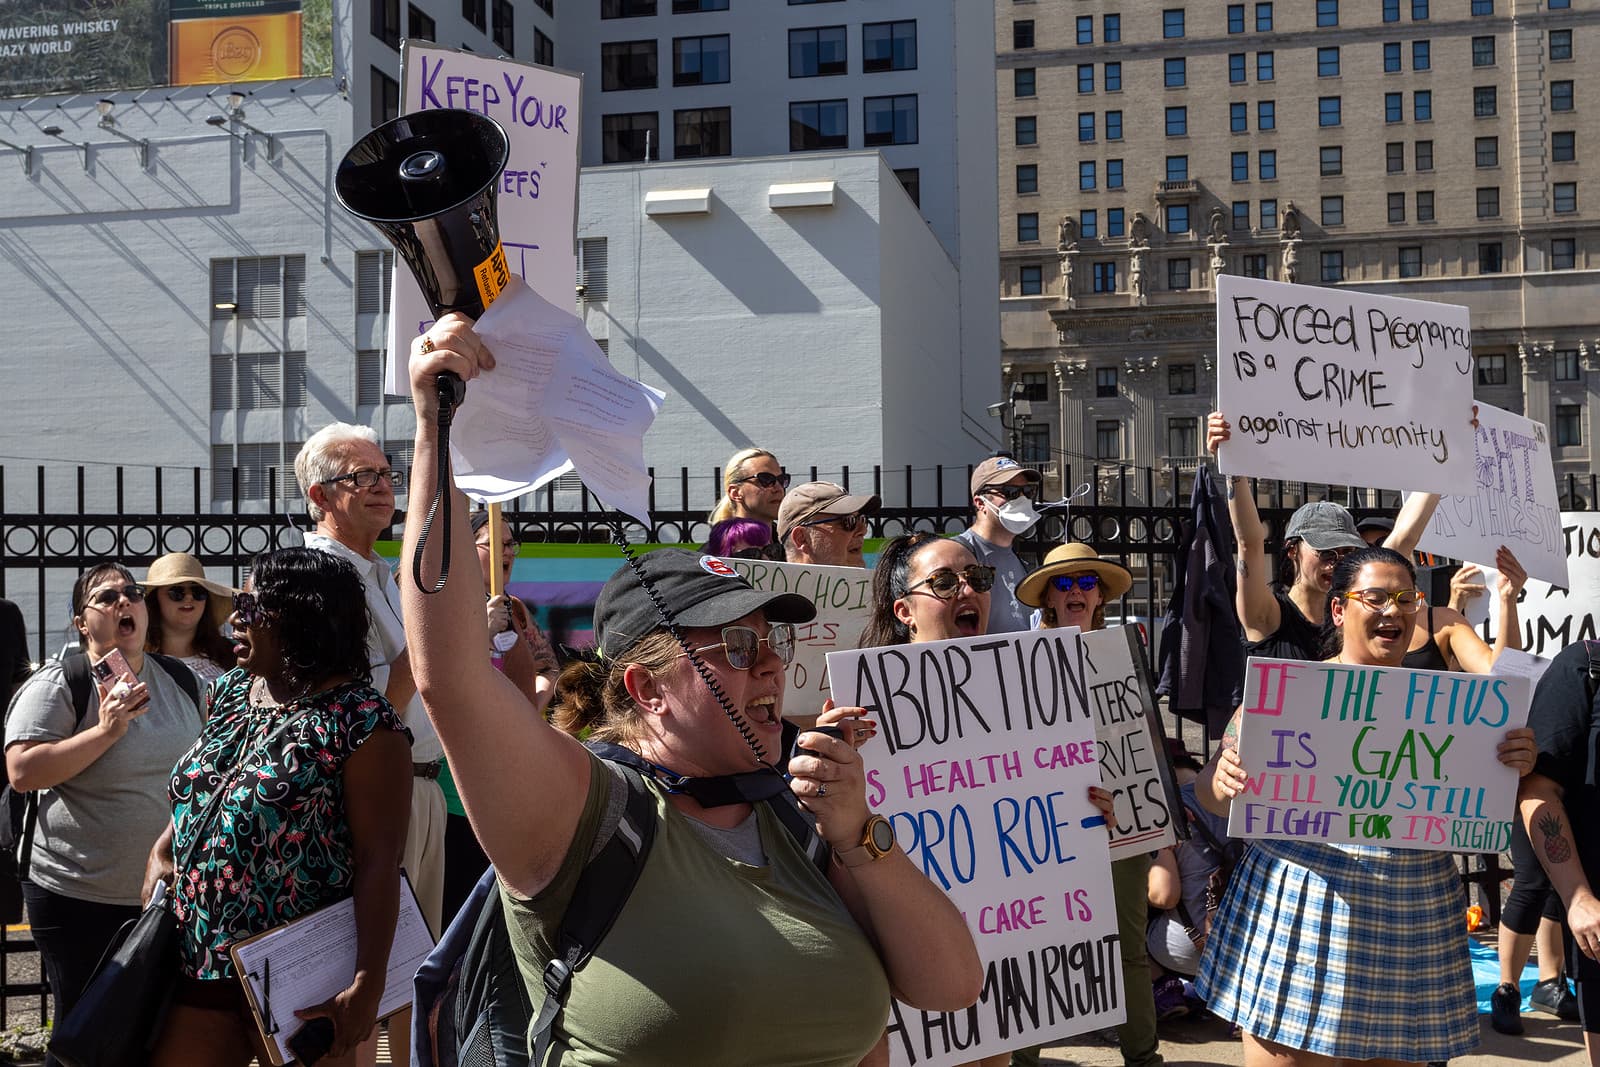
[1228,657,1530,853]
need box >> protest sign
[1228,657,1530,853]
[389,43,582,392]
[1411,403,1566,587]
[1215,275,1475,494]
[828,630,1123,1067]
[1474,513,1600,657]
[720,557,873,715]
[1079,626,1181,860]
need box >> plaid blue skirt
[1196,838,1478,1061]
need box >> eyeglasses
[1050,573,1100,593]
[682,623,797,670]
[163,584,210,603]
[1317,547,1358,565]
[799,512,866,532]
[983,483,1039,502]
[1340,588,1424,614]
[85,584,145,609]
[907,565,997,599]
[231,591,266,627]
[733,471,791,491]
[322,468,404,490]
[476,538,520,554]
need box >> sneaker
[1490,982,1524,1036]
[1530,977,1580,1022]
[1153,976,1190,1020]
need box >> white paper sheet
[449,277,665,523]
[1490,648,1554,686]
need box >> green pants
[1009,855,1163,1067]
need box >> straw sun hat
[1017,543,1133,608]
[143,552,238,632]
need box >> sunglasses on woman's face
[682,623,797,670]
[231,591,266,627]
[86,584,145,609]
[1050,573,1100,593]
[734,471,791,491]
[907,565,997,599]
[1340,587,1424,614]
[163,584,210,603]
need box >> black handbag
[49,701,316,1067]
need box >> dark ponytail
[1318,545,1417,659]
[860,533,941,648]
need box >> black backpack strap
[763,788,832,877]
[146,653,202,713]
[1583,641,1600,706]
[530,763,658,1066]
[16,654,96,882]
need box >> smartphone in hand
[90,649,137,701]
[286,1017,335,1065]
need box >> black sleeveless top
[1243,587,1323,663]
[1401,605,1449,671]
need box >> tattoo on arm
[1538,811,1575,865]
[1221,717,1240,754]
[1236,559,1249,577]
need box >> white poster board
[1228,657,1529,852]
[1477,513,1600,656]
[1215,275,1475,494]
[1412,402,1567,587]
[1079,626,1182,860]
[720,557,872,716]
[828,630,1123,1067]
[388,43,583,391]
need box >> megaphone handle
[411,373,466,595]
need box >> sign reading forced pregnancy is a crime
[828,629,1124,1067]
[1215,275,1476,494]
[1229,656,1530,852]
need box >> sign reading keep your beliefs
[828,629,1124,1067]
[1229,656,1530,853]
[1215,275,1476,495]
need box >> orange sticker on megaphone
[474,244,511,310]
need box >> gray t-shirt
[4,657,202,905]
[955,529,1032,634]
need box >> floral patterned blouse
[169,668,410,979]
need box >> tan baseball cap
[970,456,1042,498]
[777,481,881,540]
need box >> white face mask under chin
[994,498,1040,536]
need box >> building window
[1384,42,1401,73]
[1017,372,1049,402]
[1168,258,1193,290]
[1108,208,1125,236]
[1164,9,1185,37]
[1387,142,1404,172]
[1228,4,1245,32]
[1015,116,1037,146]
[863,95,917,146]
[1554,182,1578,214]
[789,26,846,77]
[1477,354,1507,385]
[1104,13,1121,40]
[1399,245,1422,278]
[894,168,920,207]
[1096,367,1119,397]
[1243,253,1268,278]
[1168,417,1200,458]
[1258,101,1276,129]
[1383,0,1399,20]
[673,107,730,158]
[1017,426,1050,467]
[1417,190,1434,221]
[1550,29,1572,62]
[407,5,435,41]
[463,0,485,31]
[1385,92,1402,124]
[1556,349,1582,381]
[1320,96,1344,127]
[1165,58,1186,87]
[1106,111,1123,140]
[1479,242,1504,273]
[1107,159,1124,187]
[1320,250,1344,282]
[1257,52,1274,81]
[673,0,728,9]
[1321,146,1342,176]
[1416,140,1434,170]
[1550,0,1570,7]
[1016,164,1038,194]
[1472,36,1495,67]
[1231,103,1248,133]
[1019,265,1043,296]
[1166,107,1188,136]
[790,99,847,150]
[354,249,393,319]
[1412,0,1428,19]
[491,0,513,53]
[1474,86,1497,117]
[602,0,655,15]
[534,28,554,64]
[1413,40,1430,70]
[1477,186,1500,218]
[1317,0,1339,25]
[1015,69,1036,97]
[1414,91,1431,121]
[1081,210,1098,239]
[602,40,658,91]
[1472,0,1492,12]
[1476,136,1499,167]
[1388,192,1406,223]
[1232,151,1249,181]
[1077,15,1093,44]
[1013,20,1034,49]
[1079,112,1096,142]
[370,68,399,128]
[602,111,658,162]
[1017,213,1039,243]
[1096,421,1121,460]
[1259,149,1276,179]
[1105,62,1122,91]
[1078,64,1094,93]
[1232,200,1250,230]
[371,0,400,49]
[1260,198,1278,229]
[1552,238,1576,270]
[673,34,729,85]
[1552,82,1574,112]
[1166,155,1188,182]
[1080,161,1096,190]
[1093,261,1118,293]
[1318,47,1340,77]
[1322,195,1344,225]
[1553,131,1575,162]
[1557,405,1582,447]
[1256,2,1273,31]
[1230,54,1246,83]
[1170,363,1197,395]
[1166,204,1190,233]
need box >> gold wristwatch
[837,813,896,868]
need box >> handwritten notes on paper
[1229,657,1529,853]
[1215,276,1475,494]
[828,629,1123,1067]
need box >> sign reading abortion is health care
[720,558,872,716]
[828,629,1123,1067]
[1229,657,1530,853]
[1215,275,1475,495]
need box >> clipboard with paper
[229,873,436,1066]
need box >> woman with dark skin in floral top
[143,548,412,1066]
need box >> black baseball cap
[594,548,816,660]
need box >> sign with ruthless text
[1215,275,1475,494]
[828,629,1123,1067]
[1229,657,1530,852]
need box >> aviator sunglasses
[733,471,791,491]
[1050,574,1100,593]
[907,565,997,599]
[680,623,797,670]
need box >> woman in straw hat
[143,553,237,684]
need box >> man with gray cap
[956,455,1043,634]
[778,482,880,568]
